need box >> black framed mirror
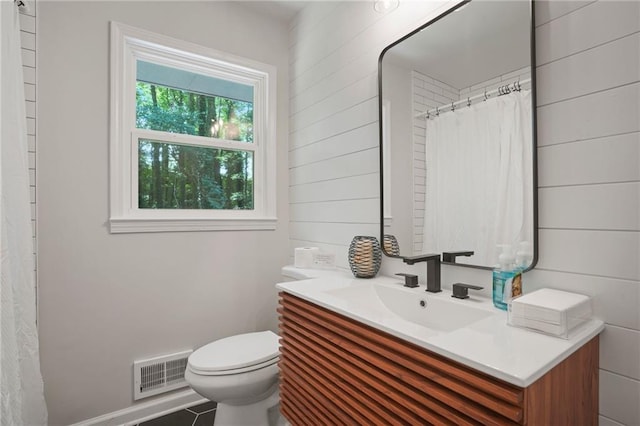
[379,0,537,270]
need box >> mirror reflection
[379,0,536,269]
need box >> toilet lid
[188,331,280,373]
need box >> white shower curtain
[422,91,533,266]
[1,2,48,424]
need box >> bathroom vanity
[276,273,604,425]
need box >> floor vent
[133,350,192,400]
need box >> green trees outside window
[136,82,254,210]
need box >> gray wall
[37,2,289,424]
[288,1,639,424]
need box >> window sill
[109,217,277,233]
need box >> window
[110,22,276,233]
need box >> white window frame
[109,22,277,233]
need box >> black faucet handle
[451,283,484,299]
[402,254,440,265]
[442,251,475,263]
[395,273,419,288]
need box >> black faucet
[442,251,474,263]
[402,254,441,293]
[451,283,484,299]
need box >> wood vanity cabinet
[278,292,599,425]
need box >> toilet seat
[188,355,279,376]
[188,331,280,376]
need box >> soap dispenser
[515,241,533,272]
[492,245,520,310]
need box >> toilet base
[214,384,285,426]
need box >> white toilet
[185,330,282,426]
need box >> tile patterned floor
[137,402,216,426]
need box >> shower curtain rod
[415,78,532,120]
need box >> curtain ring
[467,97,471,107]
[451,102,455,112]
[484,89,488,101]
[436,107,440,116]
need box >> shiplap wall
[19,1,37,273]
[288,1,639,424]
[533,2,639,424]
[289,1,452,268]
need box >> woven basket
[348,236,382,278]
[383,234,400,256]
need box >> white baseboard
[69,389,208,426]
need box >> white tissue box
[507,288,592,339]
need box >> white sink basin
[324,282,493,333]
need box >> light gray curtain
[1,2,48,424]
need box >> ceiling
[237,1,307,23]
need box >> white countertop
[277,265,604,387]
